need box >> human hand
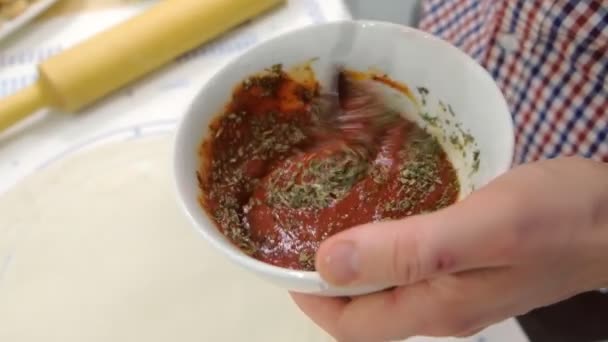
[291,157,608,342]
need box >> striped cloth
[419,0,608,164]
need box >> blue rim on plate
[35,119,178,172]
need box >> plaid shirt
[419,0,608,164]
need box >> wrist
[599,225,608,289]
[590,162,608,290]
[598,233,608,290]
[575,159,608,291]
[599,233,608,290]
[577,222,608,292]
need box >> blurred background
[346,0,421,26]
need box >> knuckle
[391,228,423,284]
[495,227,520,262]
[332,324,350,342]
[420,286,478,336]
[455,327,485,338]
[333,327,366,342]
[433,311,476,336]
[483,189,527,262]
[335,316,366,342]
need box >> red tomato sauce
[198,65,459,271]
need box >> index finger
[291,268,516,342]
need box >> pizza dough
[0,136,332,342]
[0,135,529,342]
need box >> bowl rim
[173,19,515,288]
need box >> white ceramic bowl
[174,20,514,297]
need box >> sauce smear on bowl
[198,65,459,271]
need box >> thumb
[314,192,522,287]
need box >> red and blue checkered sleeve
[418,0,608,164]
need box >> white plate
[0,0,58,41]
[0,134,334,342]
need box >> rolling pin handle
[0,82,48,132]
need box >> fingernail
[323,241,359,285]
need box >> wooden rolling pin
[0,0,284,132]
